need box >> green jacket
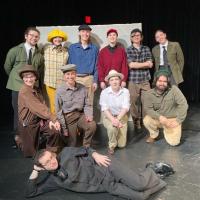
[4,43,44,91]
[144,86,188,124]
[152,41,184,84]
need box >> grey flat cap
[60,64,76,73]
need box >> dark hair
[24,27,40,35]
[34,149,50,167]
[155,29,167,35]
[130,28,143,36]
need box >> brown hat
[19,65,38,80]
[105,70,124,82]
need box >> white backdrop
[37,23,142,49]
[37,23,142,122]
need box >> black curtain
[0,0,200,121]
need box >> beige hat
[105,69,124,82]
[60,64,76,73]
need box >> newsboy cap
[78,24,92,31]
[18,65,38,80]
[60,64,76,73]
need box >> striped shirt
[44,44,68,88]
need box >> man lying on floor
[25,146,171,200]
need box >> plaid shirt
[127,45,152,83]
[44,45,68,88]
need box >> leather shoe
[146,136,155,143]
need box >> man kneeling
[26,146,167,200]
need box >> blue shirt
[68,42,99,83]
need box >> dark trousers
[11,91,19,133]
[101,158,166,200]
[18,120,61,157]
[64,112,96,147]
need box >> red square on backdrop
[85,16,91,24]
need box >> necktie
[162,46,168,66]
[28,48,32,65]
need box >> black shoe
[146,162,175,178]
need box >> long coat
[26,147,166,200]
[152,41,184,84]
[4,43,44,91]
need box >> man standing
[152,29,184,85]
[68,24,98,105]
[25,146,167,199]
[98,28,128,89]
[126,28,153,131]
[55,64,96,147]
[4,27,44,147]
[143,69,188,146]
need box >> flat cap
[60,64,76,73]
[78,24,92,31]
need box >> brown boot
[146,136,155,143]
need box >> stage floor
[0,104,200,200]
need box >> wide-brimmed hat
[19,65,38,80]
[47,29,68,42]
[105,70,124,82]
[60,64,76,73]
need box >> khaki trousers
[128,81,150,121]
[102,113,128,149]
[76,75,94,105]
[143,115,182,146]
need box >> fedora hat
[105,69,124,82]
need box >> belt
[77,73,92,77]
[64,110,82,117]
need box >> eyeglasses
[28,33,40,39]
[131,34,141,38]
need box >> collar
[24,42,35,51]
[75,42,92,49]
[107,86,124,96]
[159,40,168,48]
[65,82,80,91]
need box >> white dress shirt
[159,41,168,65]
[99,86,130,115]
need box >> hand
[111,117,120,127]
[49,121,54,129]
[93,83,98,92]
[54,121,61,131]
[146,61,153,68]
[100,82,106,90]
[121,81,126,88]
[159,115,168,125]
[85,116,93,122]
[63,130,69,136]
[33,164,44,172]
[92,152,111,167]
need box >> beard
[156,85,168,93]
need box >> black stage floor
[1,104,200,200]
